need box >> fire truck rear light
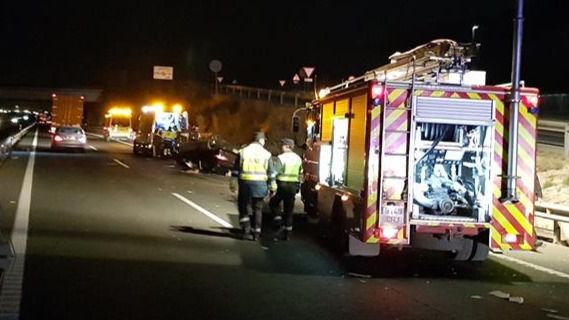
[381,226,399,240]
[371,84,384,106]
[54,135,63,142]
[314,184,321,191]
[503,234,519,244]
[341,194,349,202]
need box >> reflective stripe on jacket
[239,142,272,182]
[276,151,303,182]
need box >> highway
[0,128,568,320]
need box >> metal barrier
[535,201,569,244]
[216,84,314,107]
[537,120,569,155]
[0,124,36,162]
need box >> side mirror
[292,116,300,133]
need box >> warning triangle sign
[217,77,224,83]
[302,67,315,78]
[279,80,286,87]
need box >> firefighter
[270,138,303,241]
[230,132,275,241]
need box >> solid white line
[171,193,233,228]
[491,253,569,281]
[88,145,98,151]
[0,129,38,319]
[113,159,130,169]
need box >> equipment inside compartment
[413,123,492,221]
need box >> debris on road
[348,272,372,279]
[187,191,193,194]
[542,308,559,314]
[508,296,524,304]
[470,295,483,300]
[547,314,569,320]
[9,201,16,204]
[489,290,510,299]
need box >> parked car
[51,126,87,151]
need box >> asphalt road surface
[0,127,568,320]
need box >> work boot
[273,227,290,242]
[273,215,283,227]
[252,228,262,242]
[241,225,253,241]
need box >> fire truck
[301,39,539,261]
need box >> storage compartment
[411,121,494,223]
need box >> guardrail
[0,123,36,162]
[216,84,314,107]
[535,201,569,245]
[537,120,569,155]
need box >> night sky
[0,0,567,93]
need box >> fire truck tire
[453,238,474,261]
[469,242,489,262]
[330,198,348,254]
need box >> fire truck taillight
[380,226,399,240]
[503,233,520,244]
[371,84,384,107]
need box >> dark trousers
[238,182,266,232]
[269,182,298,230]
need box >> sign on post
[153,66,174,80]
[292,74,301,84]
[279,80,286,87]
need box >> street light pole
[504,0,524,202]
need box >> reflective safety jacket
[233,142,274,182]
[275,151,303,183]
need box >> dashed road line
[86,132,104,139]
[113,159,130,169]
[0,129,38,319]
[172,193,233,228]
[491,253,569,281]
[112,139,134,147]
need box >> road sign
[302,67,315,78]
[209,60,223,73]
[304,78,313,83]
[292,74,300,84]
[279,80,286,87]
[153,66,174,80]
[217,77,224,83]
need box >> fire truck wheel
[469,242,489,262]
[453,238,474,261]
[330,199,348,254]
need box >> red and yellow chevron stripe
[363,103,382,244]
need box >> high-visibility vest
[239,143,272,181]
[276,151,303,182]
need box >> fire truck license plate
[382,206,405,225]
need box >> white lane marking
[86,133,134,147]
[113,159,130,169]
[88,145,98,151]
[112,139,134,147]
[0,129,38,318]
[86,132,104,139]
[491,253,569,281]
[172,193,233,228]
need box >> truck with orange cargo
[50,94,84,134]
[300,40,539,261]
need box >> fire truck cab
[302,40,539,261]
